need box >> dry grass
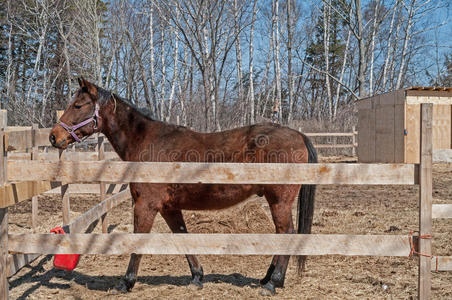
[7,160,452,299]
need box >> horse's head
[49,78,103,149]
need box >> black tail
[296,133,317,275]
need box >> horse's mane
[96,85,156,121]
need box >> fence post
[97,134,107,233]
[31,124,38,231]
[418,103,432,299]
[58,110,70,225]
[352,126,357,157]
[0,110,9,299]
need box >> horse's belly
[174,184,259,210]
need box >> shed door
[405,104,420,164]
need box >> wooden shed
[357,87,452,163]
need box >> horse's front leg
[114,185,158,293]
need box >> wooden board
[7,161,418,185]
[405,104,421,164]
[394,104,405,163]
[304,133,355,137]
[44,183,128,195]
[0,181,61,208]
[358,108,371,162]
[5,128,52,151]
[7,187,130,277]
[358,96,378,163]
[406,95,452,104]
[432,204,452,218]
[432,105,451,149]
[0,208,8,299]
[313,144,355,149]
[419,103,433,299]
[433,256,452,271]
[433,149,452,163]
[8,151,119,161]
[64,189,130,234]
[7,253,40,277]
[8,233,411,256]
[375,94,395,162]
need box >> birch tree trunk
[260,25,273,118]
[160,21,166,121]
[149,4,158,117]
[354,0,366,98]
[368,0,380,96]
[233,0,244,125]
[334,29,351,118]
[166,9,179,122]
[5,0,14,110]
[248,0,258,124]
[382,2,398,91]
[396,0,415,89]
[323,1,333,121]
[286,0,294,124]
[272,0,282,122]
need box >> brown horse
[49,78,317,295]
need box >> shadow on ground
[10,256,260,299]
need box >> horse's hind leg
[161,209,204,288]
[115,187,158,293]
[261,188,297,294]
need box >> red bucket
[50,227,80,271]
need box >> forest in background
[1,0,451,132]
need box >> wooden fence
[0,104,449,299]
[302,126,358,156]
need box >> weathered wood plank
[406,104,421,164]
[63,188,130,234]
[0,181,61,208]
[61,184,70,225]
[7,161,417,185]
[5,128,52,151]
[7,187,130,277]
[432,105,451,150]
[432,204,452,219]
[7,253,40,277]
[8,233,411,256]
[8,151,119,161]
[406,96,452,105]
[419,103,433,299]
[433,149,452,163]
[44,183,128,195]
[304,132,355,137]
[432,256,452,271]
[0,115,9,298]
[97,135,108,233]
[314,144,356,149]
[0,208,7,298]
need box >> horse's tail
[296,133,317,275]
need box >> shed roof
[356,86,452,103]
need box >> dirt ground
[6,157,452,299]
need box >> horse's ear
[82,79,98,99]
[77,77,84,88]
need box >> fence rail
[0,105,439,299]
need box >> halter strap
[58,104,100,143]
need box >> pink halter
[58,104,100,142]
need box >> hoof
[260,282,276,296]
[189,279,203,290]
[260,277,270,286]
[113,280,131,294]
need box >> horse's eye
[74,104,82,109]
